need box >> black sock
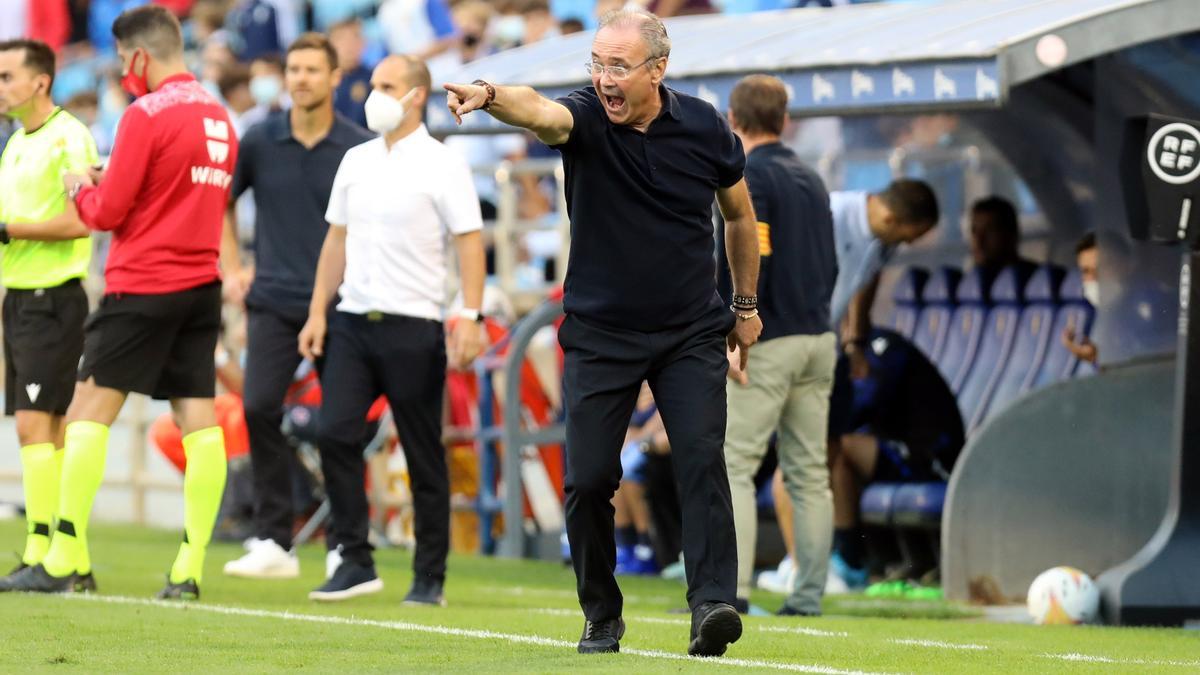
[616,526,637,548]
[636,531,652,549]
[833,527,866,569]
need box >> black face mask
[463,33,481,48]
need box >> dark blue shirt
[718,142,837,341]
[553,86,745,331]
[232,111,374,314]
[334,64,372,129]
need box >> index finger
[739,344,749,371]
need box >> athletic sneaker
[308,561,383,602]
[156,576,200,601]
[756,556,795,595]
[223,538,299,579]
[0,560,29,587]
[577,617,624,654]
[615,544,659,576]
[403,576,446,607]
[829,551,869,590]
[776,604,820,617]
[688,602,742,657]
[73,572,98,593]
[326,546,343,580]
[0,563,74,593]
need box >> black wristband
[0,222,9,245]
[732,294,757,309]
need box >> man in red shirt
[0,6,237,600]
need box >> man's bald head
[371,55,432,120]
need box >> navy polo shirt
[552,86,745,331]
[334,64,372,129]
[232,111,374,314]
[718,142,837,341]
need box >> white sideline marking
[535,608,850,638]
[58,594,887,675]
[889,639,988,651]
[1045,653,1200,668]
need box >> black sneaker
[73,572,98,594]
[0,563,74,593]
[1,559,29,586]
[577,617,624,654]
[776,604,820,617]
[688,602,742,657]
[156,576,199,601]
[308,561,382,602]
[403,576,446,607]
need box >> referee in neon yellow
[0,39,99,591]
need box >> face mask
[494,15,526,45]
[364,89,411,134]
[1082,279,1100,307]
[120,50,150,98]
[249,75,282,107]
[3,82,42,119]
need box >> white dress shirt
[326,124,482,320]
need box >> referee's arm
[5,199,89,241]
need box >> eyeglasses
[584,57,659,81]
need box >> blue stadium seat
[1032,269,1095,389]
[891,483,947,528]
[860,483,900,526]
[887,267,929,340]
[956,267,1025,431]
[978,266,1065,426]
[933,268,988,394]
[910,267,961,361]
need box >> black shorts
[78,281,221,400]
[3,279,88,415]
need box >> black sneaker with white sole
[73,572,98,593]
[308,561,383,602]
[577,617,624,654]
[156,576,199,601]
[0,563,75,593]
[403,576,446,606]
[688,601,742,657]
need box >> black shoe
[688,602,742,657]
[0,563,75,593]
[578,617,625,654]
[733,598,750,615]
[156,576,199,601]
[73,572,98,594]
[1,559,29,586]
[403,576,446,607]
[776,604,820,617]
[308,560,382,602]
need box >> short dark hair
[1075,231,1096,255]
[0,39,56,89]
[217,63,251,100]
[729,74,788,137]
[112,5,184,61]
[328,17,362,35]
[287,32,338,70]
[971,195,1019,239]
[879,179,940,228]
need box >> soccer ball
[1027,567,1100,625]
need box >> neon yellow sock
[41,422,108,578]
[19,443,57,565]
[169,427,227,585]
[55,448,91,575]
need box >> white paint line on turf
[534,608,850,638]
[1045,653,1200,668]
[58,594,888,675]
[888,639,988,651]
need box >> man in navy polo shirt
[221,33,373,580]
[446,7,762,658]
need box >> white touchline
[59,594,889,675]
[1045,653,1200,668]
[889,639,988,651]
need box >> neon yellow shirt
[0,108,99,289]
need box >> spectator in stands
[328,18,370,129]
[376,0,459,61]
[1062,232,1099,365]
[218,63,267,136]
[221,33,373,581]
[427,0,496,84]
[249,53,285,111]
[561,18,586,34]
[445,8,762,656]
[521,0,561,43]
[200,35,237,91]
[301,54,486,605]
[718,74,838,617]
[62,91,114,157]
[969,195,1039,286]
[227,0,282,61]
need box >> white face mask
[364,89,418,134]
[1082,279,1100,307]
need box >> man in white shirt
[298,54,486,605]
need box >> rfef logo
[1147,122,1200,185]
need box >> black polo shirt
[232,111,373,314]
[718,142,837,341]
[553,86,745,331]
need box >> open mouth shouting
[600,90,626,115]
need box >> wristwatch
[457,308,484,323]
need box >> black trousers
[318,311,449,580]
[243,305,308,549]
[559,307,738,621]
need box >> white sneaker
[223,539,300,579]
[325,546,343,580]
[756,556,795,595]
[824,566,850,595]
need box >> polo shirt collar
[270,110,364,145]
[385,124,431,154]
[659,85,681,121]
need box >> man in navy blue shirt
[446,8,762,658]
[221,33,373,580]
[328,18,370,129]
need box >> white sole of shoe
[223,564,300,579]
[308,577,384,602]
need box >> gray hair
[597,8,671,60]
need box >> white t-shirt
[325,124,482,320]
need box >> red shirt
[75,74,238,295]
